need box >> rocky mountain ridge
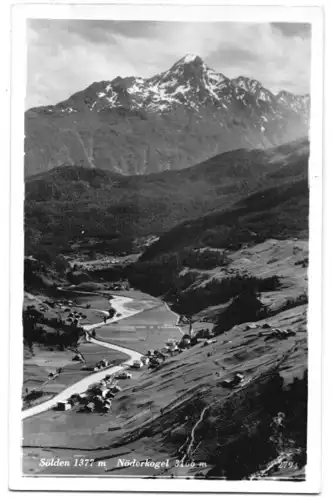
[31,54,309,119]
[25,54,310,176]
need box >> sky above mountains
[26,20,311,109]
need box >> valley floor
[22,238,308,480]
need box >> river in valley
[22,288,190,475]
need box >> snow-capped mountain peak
[26,53,310,177]
[175,53,204,65]
[34,54,310,126]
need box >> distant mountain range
[25,54,310,177]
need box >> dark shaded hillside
[25,104,271,177]
[25,140,309,260]
[125,165,308,314]
[140,172,309,262]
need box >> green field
[22,290,156,405]
[22,290,193,476]
[23,341,129,409]
[96,305,189,354]
[22,297,185,470]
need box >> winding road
[22,296,144,420]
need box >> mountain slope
[25,139,309,260]
[23,299,308,479]
[25,54,310,177]
[121,138,308,308]
[140,173,308,263]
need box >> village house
[56,401,72,411]
[133,360,143,369]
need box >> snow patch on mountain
[41,54,310,129]
[206,69,225,83]
[183,53,201,63]
[258,90,272,102]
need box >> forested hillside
[25,139,309,262]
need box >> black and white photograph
[8,2,323,493]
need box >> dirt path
[181,402,213,463]
[164,302,186,336]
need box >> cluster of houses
[39,297,89,327]
[92,356,150,373]
[146,350,168,369]
[54,356,152,414]
[104,281,130,292]
[244,322,297,341]
[82,376,123,413]
[94,358,112,371]
[76,257,121,272]
[63,309,87,326]
[34,298,76,313]
[261,328,297,341]
[52,326,225,414]
[55,373,123,414]
[145,330,217,370]
[133,356,149,369]
[59,300,91,324]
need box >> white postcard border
[9,2,323,493]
